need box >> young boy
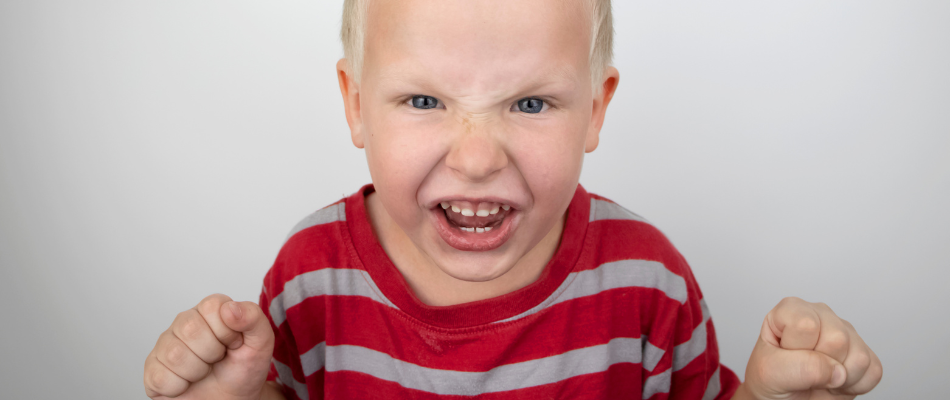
[143,1,882,399]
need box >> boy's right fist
[144,294,275,400]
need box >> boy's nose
[444,122,508,182]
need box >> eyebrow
[375,63,581,97]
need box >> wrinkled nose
[444,118,508,182]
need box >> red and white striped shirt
[261,184,741,399]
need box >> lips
[429,200,520,251]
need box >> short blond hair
[340,0,614,95]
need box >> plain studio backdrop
[1,1,947,398]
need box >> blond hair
[340,0,614,95]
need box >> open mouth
[430,200,520,251]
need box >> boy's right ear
[336,58,364,149]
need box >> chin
[435,257,515,282]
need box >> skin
[143,1,881,398]
[342,0,618,306]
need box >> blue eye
[516,98,545,113]
[411,95,440,109]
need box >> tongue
[444,208,509,228]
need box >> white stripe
[590,198,650,223]
[269,268,397,326]
[642,368,672,399]
[497,259,688,323]
[285,202,345,243]
[642,335,666,373]
[273,358,309,400]
[317,338,642,395]
[300,342,327,376]
[702,366,722,400]
[673,299,711,371]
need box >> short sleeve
[640,257,742,400]
[259,283,309,400]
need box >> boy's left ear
[586,66,620,153]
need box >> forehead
[363,0,592,92]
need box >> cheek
[509,119,587,202]
[363,111,446,215]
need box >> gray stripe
[673,299,711,372]
[273,358,309,400]
[642,336,665,373]
[702,366,722,400]
[322,337,642,395]
[497,259,688,323]
[285,202,346,242]
[642,368,672,399]
[300,342,327,376]
[269,268,397,326]
[589,198,649,223]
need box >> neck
[365,192,565,307]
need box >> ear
[337,58,364,149]
[585,66,620,153]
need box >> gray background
[1,1,947,398]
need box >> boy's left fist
[741,297,882,400]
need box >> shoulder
[284,200,347,244]
[262,196,354,302]
[583,192,691,278]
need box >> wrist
[259,381,287,400]
[730,383,759,400]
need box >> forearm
[260,381,288,400]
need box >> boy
[143,0,882,399]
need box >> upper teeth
[442,201,512,214]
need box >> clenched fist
[143,294,284,400]
[736,297,883,400]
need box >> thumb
[219,301,275,353]
[764,347,848,392]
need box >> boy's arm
[729,297,883,400]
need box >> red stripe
[322,363,640,399]
[284,287,685,372]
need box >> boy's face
[339,0,618,282]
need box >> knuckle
[795,316,820,336]
[850,350,872,371]
[195,301,215,317]
[146,366,169,393]
[780,296,804,306]
[823,329,850,350]
[870,358,884,382]
[178,312,205,342]
[164,341,190,368]
[198,293,230,315]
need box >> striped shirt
[261,184,741,399]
